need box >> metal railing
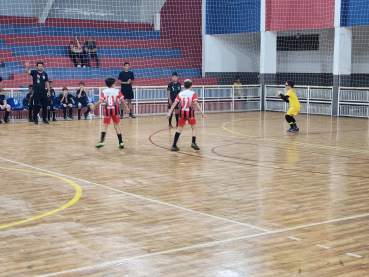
[339,87,369,118]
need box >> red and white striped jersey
[175,90,198,118]
[100,88,124,116]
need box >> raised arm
[25,62,31,75]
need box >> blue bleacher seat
[7,98,24,111]
[88,97,95,104]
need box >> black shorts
[168,99,179,109]
[122,90,134,100]
[77,100,88,107]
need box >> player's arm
[166,101,178,119]
[46,81,50,96]
[167,89,172,105]
[120,97,130,112]
[277,91,289,103]
[194,101,206,117]
[25,62,31,75]
[117,78,126,85]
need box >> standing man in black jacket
[25,61,50,125]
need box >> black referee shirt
[167,82,181,100]
[118,70,134,93]
[30,70,49,93]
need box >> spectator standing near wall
[118,62,136,118]
[84,36,99,68]
[25,61,50,125]
[233,76,243,99]
[69,36,86,68]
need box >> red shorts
[103,115,120,124]
[178,117,196,126]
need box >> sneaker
[191,142,200,150]
[29,118,33,122]
[77,65,81,68]
[4,118,9,123]
[95,142,105,148]
[78,116,81,120]
[83,65,86,68]
[129,114,136,118]
[64,117,67,120]
[84,112,88,120]
[69,116,74,120]
[293,126,300,132]
[34,119,38,125]
[171,146,180,151]
[47,118,51,122]
[52,118,57,121]
[120,114,123,119]
[43,120,49,124]
[119,143,124,149]
[287,127,295,132]
[0,120,2,124]
[168,124,173,128]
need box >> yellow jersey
[286,89,300,110]
[233,82,242,96]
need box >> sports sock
[69,108,73,116]
[117,134,123,144]
[129,109,132,115]
[175,114,179,124]
[86,107,91,114]
[78,109,81,117]
[63,107,67,118]
[192,136,196,144]
[29,109,32,119]
[121,109,123,116]
[173,132,181,147]
[47,110,51,120]
[169,113,173,125]
[101,132,106,143]
[4,111,9,120]
[52,111,56,120]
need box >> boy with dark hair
[118,62,135,118]
[0,88,10,123]
[277,80,301,132]
[94,77,129,149]
[58,87,75,120]
[76,81,94,120]
[47,81,57,121]
[166,79,206,151]
[167,72,181,128]
[25,85,35,122]
[233,76,243,98]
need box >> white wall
[352,26,369,74]
[203,33,260,73]
[277,28,335,74]
[0,0,31,17]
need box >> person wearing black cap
[167,72,181,128]
[118,62,136,118]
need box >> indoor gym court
[0,111,369,276]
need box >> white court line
[206,132,369,154]
[0,157,269,232]
[289,237,301,241]
[346,253,362,258]
[316,244,330,249]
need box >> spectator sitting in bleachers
[69,36,86,68]
[47,81,57,122]
[58,87,75,120]
[25,85,37,122]
[0,88,11,124]
[76,82,94,120]
[84,36,99,68]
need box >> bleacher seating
[0,15,217,89]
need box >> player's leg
[40,93,48,123]
[113,118,124,148]
[51,106,57,121]
[77,103,82,120]
[68,103,74,119]
[28,102,33,122]
[85,103,92,119]
[33,93,41,125]
[96,118,110,148]
[285,114,295,132]
[3,104,11,123]
[168,101,173,128]
[286,108,299,132]
[127,99,135,118]
[189,119,200,150]
[171,119,185,151]
[175,106,179,127]
[62,104,67,120]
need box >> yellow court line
[0,167,82,229]
[222,121,369,153]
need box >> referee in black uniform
[118,62,136,118]
[25,61,51,125]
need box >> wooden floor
[1,111,369,276]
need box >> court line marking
[221,121,369,154]
[0,167,82,229]
[289,237,301,241]
[316,244,330,249]
[346,253,362,258]
[36,210,369,276]
[0,157,269,232]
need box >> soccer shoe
[171,146,180,151]
[293,126,300,132]
[84,112,88,120]
[69,116,74,120]
[4,118,9,123]
[119,143,124,149]
[43,120,49,124]
[95,142,105,148]
[78,116,81,120]
[287,127,295,132]
[129,114,136,118]
[34,119,38,125]
[52,118,57,121]
[0,120,2,124]
[168,124,173,128]
[191,142,200,150]
[77,65,81,68]
[64,117,67,120]
[29,118,33,122]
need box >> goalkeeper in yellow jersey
[277,80,300,132]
